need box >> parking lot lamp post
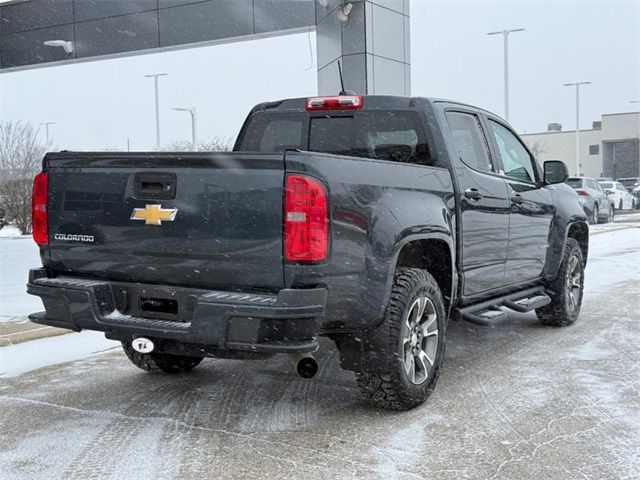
[563,81,591,176]
[143,73,168,150]
[38,121,55,144]
[487,28,525,122]
[172,107,198,151]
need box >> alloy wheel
[565,254,582,312]
[402,297,439,385]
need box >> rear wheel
[537,238,584,327]
[589,204,598,225]
[122,342,204,373]
[356,268,446,411]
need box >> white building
[521,112,640,179]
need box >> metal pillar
[316,0,410,95]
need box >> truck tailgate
[44,153,285,291]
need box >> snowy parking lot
[0,218,638,479]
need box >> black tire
[618,200,623,210]
[121,342,204,373]
[537,237,584,327]
[356,268,446,411]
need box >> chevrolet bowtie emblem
[130,204,178,225]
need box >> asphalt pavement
[0,225,638,480]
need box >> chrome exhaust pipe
[288,352,319,379]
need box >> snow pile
[583,227,640,296]
[0,226,23,238]
[0,237,43,322]
[0,331,118,377]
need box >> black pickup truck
[27,95,588,410]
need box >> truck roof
[251,94,505,121]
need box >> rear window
[566,178,583,188]
[599,182,613,189]
[619,178,639,187]
[237,110,433,165]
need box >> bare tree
[0,121,49,234]
[528,141,546,160]
[164,135,233,152]
[198,136,234,152]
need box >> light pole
[172,107,198,151]
[38,121,55,144]
[143,73,168,150]
[563,81,591,176]
[487,28,525,122]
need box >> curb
[0,321,71,347]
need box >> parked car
[598,180,636,210]
[27,95,589,411]
[566,177,614,224]
[617,177,640,209]
[617,177,640,192]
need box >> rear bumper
[27,269,327,354]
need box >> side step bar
[455,287,551,326]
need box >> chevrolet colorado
[27,95,588,410]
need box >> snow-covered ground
[0,224,638,479]
[585,226,640,295]
[0,232,43,322]
[0,331,117,378]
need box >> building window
[589,144,600,155]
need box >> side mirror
[543,160,568,185]
[605,189,613,195]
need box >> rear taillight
[576,189,589,196]
[284,174,328,262]
[32,172,48,245]
[305,95,362,111]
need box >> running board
[455,287,551,326]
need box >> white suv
[598,180,636,210]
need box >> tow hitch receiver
[132,337,154,353]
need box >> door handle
[464,188,483,201]
[511,194,524,205]
[134,172,176,200]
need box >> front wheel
[536,237,584,327]
[122,342,204,373]
[356,268,446,411]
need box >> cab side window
[489,120,537,183]
[445,111,494,172]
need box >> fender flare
[365,231,456,332]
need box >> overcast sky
[0,0,638,151]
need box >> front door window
[489,120,537,183]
